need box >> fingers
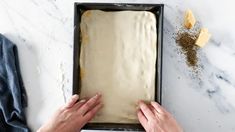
[64,94,79,109]
[137,109,147,129]
[83,102,103,122]
[150,105,160,118]
[73,99,87,110]
[79,93,102,115]
[150,101,166,114]
[138,101,155,120]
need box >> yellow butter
[184,9,196,29]
[195,28,211,47]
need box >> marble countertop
[1,0,235,131]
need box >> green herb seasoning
[176,32,199,67]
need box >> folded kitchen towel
[0,34,30,132]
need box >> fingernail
[138,101,143,105]
[69,95,78,102]
[136,108,140,113]
[79,99,86,102]
[136,106,140,110]
[94,94,98,98]
[94,93,101,98]
[135,102,139,106]
[73,94,79,99]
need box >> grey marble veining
[1,0,235,131]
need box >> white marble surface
[1,0,235,131]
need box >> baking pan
[73,3,164,131]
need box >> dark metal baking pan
[73,2,164,131]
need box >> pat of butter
[195,28,211,47]
[184,9,196,29]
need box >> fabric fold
[0,34,30,132]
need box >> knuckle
[88,99,97,106]
[162,113,170,119]
[83,102,92,110]
[86,112,94,118]
[84,102,92,108]
[151,119,158,124]
[142,105,149,111]
[63,109,71,114]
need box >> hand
[137,101,183,132]
[37,93,103,132]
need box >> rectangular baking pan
[73,3,164,131]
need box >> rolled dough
[80,10,157,123]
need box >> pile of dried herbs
[176,32,199,67]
